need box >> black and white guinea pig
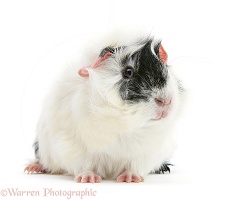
[25,32,184,183]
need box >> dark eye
[122,66,135,79]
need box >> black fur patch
[33,141,40,159]
[118,39,168,103]
[99,46,115,57]
[150,163,173,174]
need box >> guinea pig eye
[122,66,135,79]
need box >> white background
[0,0,233,199]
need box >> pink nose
[155,97,172,107]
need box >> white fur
[34,31,184,180]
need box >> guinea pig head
[78,38,180,124]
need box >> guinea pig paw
[75,171,102,183]
[24,162,45,174]
[117,170,144,183]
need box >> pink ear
[78,67,89,77]
[159,44,168,64]
[78,51,111,78]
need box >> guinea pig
[24,32,185,183]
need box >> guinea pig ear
[158,44,168,64]
[78,67,89,77]
[78,51,112,78]
[155,43,168,64]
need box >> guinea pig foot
[75,171,102,183]
[117,170,144,183]
[150,162,173,174]
[24,162,46,174]
[157,163,172,174]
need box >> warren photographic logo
[1,188,97,199]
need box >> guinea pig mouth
[151,103,172,120]
[151,98,172,121]
[151,110,168,121]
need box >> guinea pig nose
[155,98,172,106]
